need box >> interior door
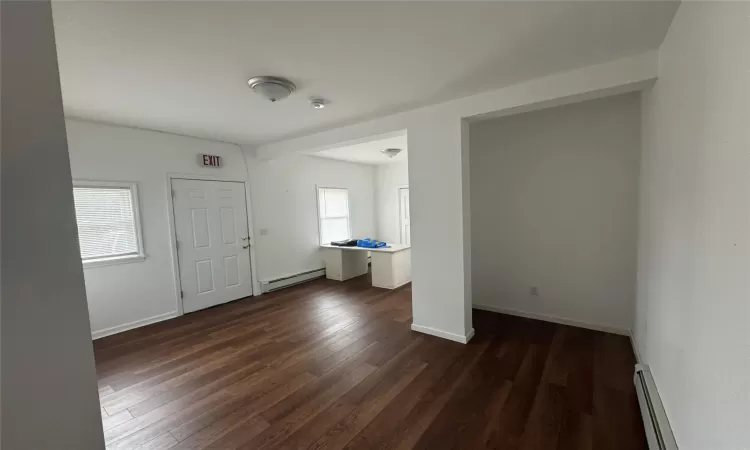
[399,187,411,245]
[172,179,252,313]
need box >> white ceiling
[51,1,678,146]
[311,135,407,166]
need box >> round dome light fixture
[309,98,327,109]
[381,148,402,158]
[247,76,296,102]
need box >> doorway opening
[398,186,410,245]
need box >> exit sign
[199,154,222,168]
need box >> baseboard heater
[634,364,679,450]
[260,268,326,293]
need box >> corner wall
[1,2,105,447]
[244,152,376,283]
[257,52,659,344]
[65,119,249,338]
[470,93,641,333]
[65,119,379,337]
[637,3,750,448]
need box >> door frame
[397,185,409,245]
[165,173,258,316]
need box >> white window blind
[317,187,351,244]
[73,183,143,263]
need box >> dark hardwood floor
[94,275,645,450]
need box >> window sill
[82,254,146,269]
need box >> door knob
[243,244,250,249]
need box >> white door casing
[171,179,252,313]
[399,187,411,245]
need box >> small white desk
[320,244,411,289]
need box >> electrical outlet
[530,286,539,296]
[259,228,269,236]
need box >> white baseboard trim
[464,327,476,343]
[472,303,629,336]
[629,330,642,364]
[92,311,179,340]
[372,280,411,290]
[260,268,326,294]
[411,323,475,344]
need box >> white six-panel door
[399,187,411,245]
[171,179,252,313]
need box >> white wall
[66,119,379,337]
[407,116,474,342]
[60,53,661,346]
[244,152,376,282]
[1,1,105,447]
[637,3,750,449]
[255,52,659,344]
[65,119,249,337]
[470,93,641,333]
[374,161,409,244]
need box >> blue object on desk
[357,238,388,248]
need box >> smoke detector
[309,98,327,109]
[247,76,296,102]
[381,148,402,158]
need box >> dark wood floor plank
[412,335,504,450]
[595,332,638,392]
[563,327,595,414]
[168,371,316,443]
[107,326,272,392]
[286,358,426,450]
[106,389,234,449]
[556,410,593,450]
[257,344,382,425]
[483,341,553,450]
[125,355,264,417]
[238,362,377,450]
[593,384,646,450]
[172,415,268,450]
[93,276,644,450]
[96,281,350,380]
[340,338,463,450]
[541,325,569,385]
[102,346,246,414]
[377,337,493,450]
[472,379,513,448]
[200,416,269,449]
[518,382,566,450]
[494,339,530,382]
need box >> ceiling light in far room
[247,76,296,102]
[309,98,327,109]
[381,148,402,158]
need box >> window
[72,181,145,266]
[317,187,351,245]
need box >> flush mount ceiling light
[309,98,327,109]
[381,148,402,158]
[247,76,296,102]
